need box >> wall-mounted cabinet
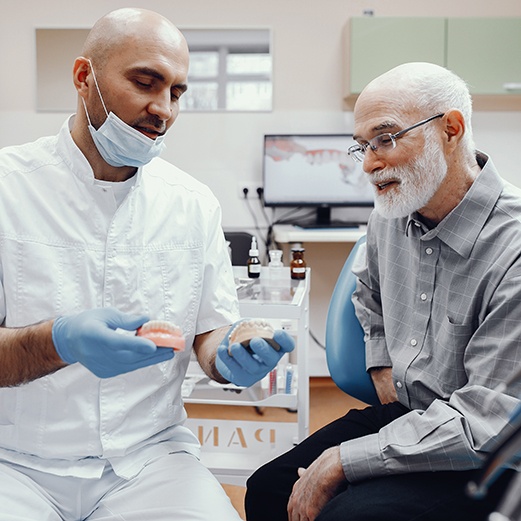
[344,17,521,110]
[347,17,446,95]
[446,18,521,96]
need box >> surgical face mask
[82,60,166,168]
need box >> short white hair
[412,67,475,155]
[367,63,476,156]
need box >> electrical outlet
[238,182,262,199]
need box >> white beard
[372,136,448,220]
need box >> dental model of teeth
[136,320,186,351]
[227,319,280,355]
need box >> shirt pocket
[430,315,475,394]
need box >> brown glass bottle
[290,247,306,280]
[247,236,261,278]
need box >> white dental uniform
[0,117,241,520]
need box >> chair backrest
[224,231,254,266]
[325,236,380,405]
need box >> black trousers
[245,402,513,521]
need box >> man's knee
[316,491,402,521]
[246,460,272,495]
[245,460,279,511]
[246,459,299,521]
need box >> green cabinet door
[349,17,446,94]
[447,18,521,95]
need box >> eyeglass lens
[348,134,395,162]
[348,113,444,162]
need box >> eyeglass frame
[347,113,445,163]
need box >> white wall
[2,0,521,374]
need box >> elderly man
[245,62,521,521]
[0,8,293,520]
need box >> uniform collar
[56,115,143,188]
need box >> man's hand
[370,367,398,404]
[52,307,174,378]
[215,326,294,387]
[288,446,346,521]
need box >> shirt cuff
[365,338,392,369]
[340,433,388,483]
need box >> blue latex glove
[52,307,174,378]
[216,323,295,387]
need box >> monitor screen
[263,133,373,205]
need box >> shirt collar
[56,115,143,188]
[406,152,504,258]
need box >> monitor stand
[297,206,362,229]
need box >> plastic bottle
[290,246,307,280]
[247,236,261,278]
[285,363,294,394]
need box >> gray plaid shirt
[344,153,521,482]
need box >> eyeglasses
[347,113,445,163]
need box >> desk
[273,224,365,376]
[273,224,366,244]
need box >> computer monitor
[262,134,374,227]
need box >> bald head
[82,8,187,72]
[71,7,189,176]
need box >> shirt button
[396,381,403,389]
[414,222,421,228]
[410,339,418,346]
[426,247,433,255]
[420,293,427,301]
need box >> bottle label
[292,267,306,273]
[249,265,261,273]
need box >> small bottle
[290,246,306,280]
[247,236,261,278]
[285,363,294,394]
[268,249,284,285]
[269,367,278,396]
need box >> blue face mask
[82,60,166,168]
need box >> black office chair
[224,231,255,266]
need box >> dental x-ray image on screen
[262,134,374,226]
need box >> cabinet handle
[503,83,521,91]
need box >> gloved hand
[52,307,174,378]
[215,324,295,387]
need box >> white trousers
[0,452,242,521]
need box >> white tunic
[0,117,240,479]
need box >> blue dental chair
[325,235,380,406]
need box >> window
[35,28,272,113]
[180,29,272,112]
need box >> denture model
[228,319,280,354]
[136,320,186,351]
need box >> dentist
[0,8,293,520]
